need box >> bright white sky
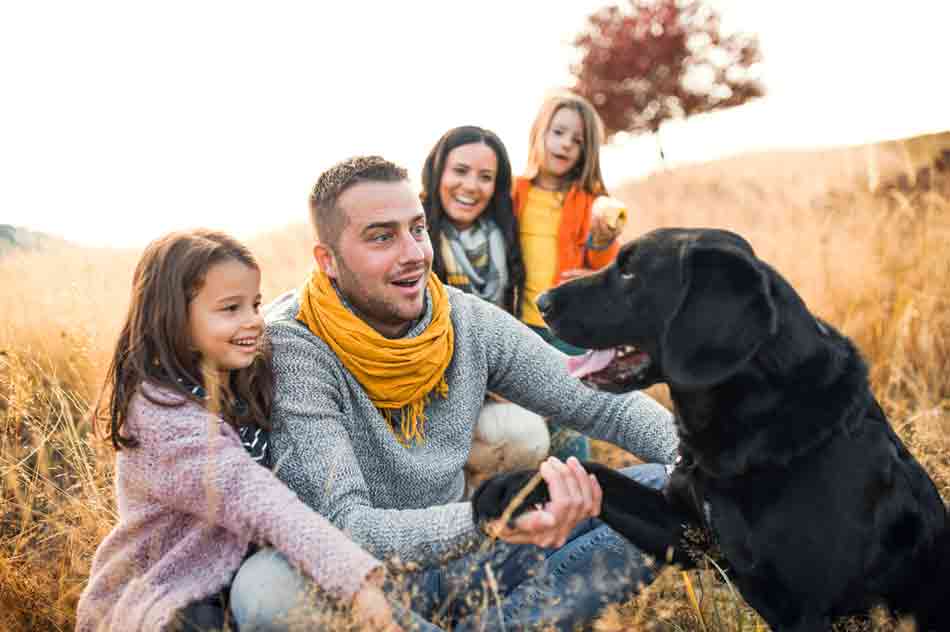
[1,0,946,247]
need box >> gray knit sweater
[266,286,678,568]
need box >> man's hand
[488,456,602,549]
[351,570,403,632]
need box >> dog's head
[541,228,778,390]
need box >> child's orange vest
[512,177,619,285]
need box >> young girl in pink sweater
[76,229,407,631]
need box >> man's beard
[335,257,428,333]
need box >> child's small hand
[352,572,403,631]
[592,196,628,230]
[589,214,621,248]
[590,196,628,248]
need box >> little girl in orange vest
[514,90,628,461]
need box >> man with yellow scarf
[229,156,678,632]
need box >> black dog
[473,228,949,631]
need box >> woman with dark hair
[421,126,549,494]
[421,125,526,316]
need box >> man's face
[315,180,433,338]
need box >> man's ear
[660,243,777,388]
[313,242,338,280]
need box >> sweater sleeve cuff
[335,556,384,601]
[585,234,615,251]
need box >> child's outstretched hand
[590,196,628,248]
[352,570,403,631]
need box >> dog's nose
[536,291,552,315]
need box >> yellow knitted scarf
[296,268,454,446]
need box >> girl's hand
[352,572,403,631]
[589,213,621,248]
[590,196,628,248]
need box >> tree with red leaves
[571,0,764,160]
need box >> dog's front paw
[471,469,550,528]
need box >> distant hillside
[0,224,56,255]
[615,128,950,222]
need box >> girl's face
[187,259,264,375]
[438,142,498,230]
[542,106,585,181]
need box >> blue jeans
[230,463,667,631]
[229,547,443,631]
[411,463,667,631]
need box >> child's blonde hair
[524,90,607,195]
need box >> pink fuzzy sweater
[76,382,381,631]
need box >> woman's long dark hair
[420,126,526,317]
[95,229,274,449]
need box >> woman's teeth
[454,195,477,206]
[232,338,257,347]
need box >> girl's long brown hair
[524,89,608,196]
[95,229,274,449]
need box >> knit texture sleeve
[266,320,484,567]
[473,300,679,464]
[123,386,381,600]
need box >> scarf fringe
[381,377,449,446]
[296,269,454,449]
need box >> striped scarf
[440,218,508,307]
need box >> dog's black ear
[661,243,777,388]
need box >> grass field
[2,137,948,631]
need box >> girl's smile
[187,259,264,373]
[230,334,261,353]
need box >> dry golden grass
[2,137,949,631]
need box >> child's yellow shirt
[518,186,563,327]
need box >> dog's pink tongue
[567,349,616,378]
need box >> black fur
[473,228,949,631]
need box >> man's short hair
[309,156,409,250]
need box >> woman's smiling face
[438,142,498,230]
